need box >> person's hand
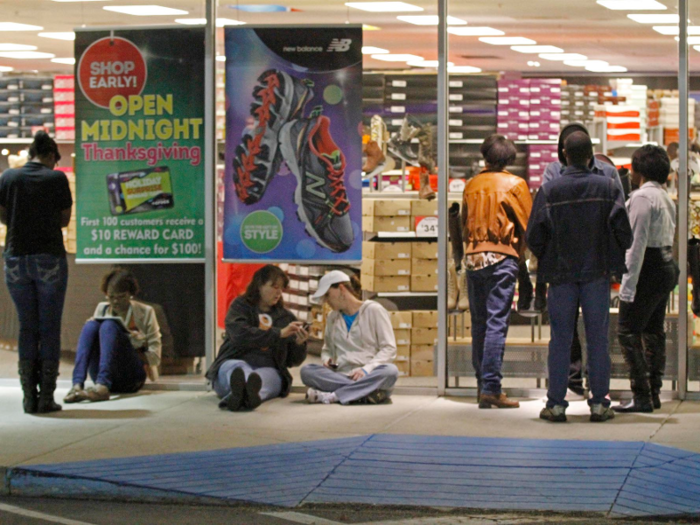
[350,368,367,381]
[280,321,303,339]
[295,326,309,344]
[324,359,337,370]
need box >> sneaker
[244,372,262,410]
[306,388,336,404]
[64,384,87,404]
[85,384,110,402]
[365,390,390,405]
[590,403,615,422]
[218,368,246,412]
[540,405,567,422]
[279,110,354,253]
[233,69,314,204]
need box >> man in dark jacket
[527,131,632,423]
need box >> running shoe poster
[74,28,205,262]
[223,26,363,263]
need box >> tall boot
[643,332,666,410]
[448,202,464,269]
[37,361,62,414]
[517,259,533,311]
[534,282,547,312]
[418,169,436,201]
[457,268,470,311]
[688,238,700,315]
[447,259,458,310]
[18,359,39,414]
[614,333,653,412]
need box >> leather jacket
[461,169,532,260]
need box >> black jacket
[205,297,307,397]
[527,165,633,285]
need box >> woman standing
[206,265,308,411]
[616,145,679,413]
[0,131,72,413]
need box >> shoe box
[363,241,412,260]
[362,216,412,233]
[362,198,412,233]
[361,274,410,293]
[410,358,435,377]
[362,258,411,277]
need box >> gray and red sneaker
[233,69,314,204]
[280,109,354,253]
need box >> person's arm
[57,174,73,228]
[619,195,651,303]
[460,189,469,243]
[360,305,397,374]
[60,208,71,228]
[526,188,549,260]
[320,314,335,366]
[609,182,634,253]
[509,179,533,253]
[225,300,282,351]
[140,307,162,358]
[0,204,6,225]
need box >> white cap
[311,270,351,300]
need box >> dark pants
[618,248,678,400]
[467,257,518,395]
[4,254,68,363]
[547,278,611,408]
[72,320,146,393]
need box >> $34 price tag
[415,216,438,237]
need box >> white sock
[322,392,339,404]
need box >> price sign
[415,216,438,237]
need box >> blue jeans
[213,359,282,402]
[467,257,518,395]
[547,278,611,408]
[72,320,146,393]
[4,254,68,363]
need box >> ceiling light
[585,64,628,72]
[564,59,608,67]
[407,60,454,67]
[363,24,381,30]
[511,45,563,54]
[362,46,389,54]
[0,66,13,72]
[539,53,588,61]
[0,23,44,31]
[397,15,466,25]
[216,55,226,62]
[479,37,536,46]
[448,65,482,73]
[51,0,111,2]
[345,2,423,12]
[685,37,700,44]
[371,53,423,61]
[447,27,504,36]
[527,61,541,67]
[0,51,56,59]
[628,14,679,23]
[597,0,666,10]
[175,18,245,26]
[0,44,37,51]
[38,32,76,41]
[51,58,76,65]
[103,5,188,16]
[654,26,700,35]
[229,5,299,12]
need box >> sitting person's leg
[302,363,399,405]
[65,320,101,402]
[242,367,283,409]
[301,363,354,393]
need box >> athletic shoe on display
[280,109,354,253]
[233,69,314,204]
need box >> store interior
[1,0,699,397]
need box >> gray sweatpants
[300,363,399,405]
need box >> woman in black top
[205,265,308,411]
[0,131,72,414]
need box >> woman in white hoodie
[301,270,398,405]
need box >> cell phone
[329,362,339,370]
[302,322,311,330]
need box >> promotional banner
[223,26,363,263]
[75,28,205,262]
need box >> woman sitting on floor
[64,268,161,403]
[205,265,308,411]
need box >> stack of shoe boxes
[361,240,412,293]
[53,75,75,142]
[362,199,412,234]
[560,84,602,128]
[497,79,531,141]
[527,145,559,189]
[447,76,498,140]
[659,96,697,145]
[0,76,55,139]
[411,310,438,377]
[527,79,561,141]
[595,104,644,144]
[388,311,412,376]
[411,241,439,292]
[280,264,332,338]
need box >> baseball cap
[311,270,351,301]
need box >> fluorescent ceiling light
[448,27,504,36]
[597,0,666,10]
[175,18,245,26]
[397,15,466,25]
[628,14,679,23]
[0,66,13,72]
[230,4,294,12]
[479,37,536,45]
[564,59,608,67]
[362,24,381,30]
[38,32,76,41]
[654,25,700,35]
[448,65,482,73]
[407,60,454,67]
[51,58,76,65]
[216,55,226,62]
[0,51,55,59]
[539,53,587,61]
[345,2,423,12]
[0,23,44,31]
[685,37,700,44]
[362,46,389,54]
[0,44,37,51]
[371,53,423,61]
[586,64,628,72]
[511,45,563,54]
[103,5,188,16]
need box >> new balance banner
[223,26,363,263]
[75,28,205,262]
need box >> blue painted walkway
[9,435,700,518]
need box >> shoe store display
[540,405,567,422]
[457,269,470,311]
[447,259,458,310]
[362,139,386,178]
[418,169,436,200]
[387,134,420,166]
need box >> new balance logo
[305,170,327,199]
[327,39,352,52]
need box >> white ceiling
[0,0,699,75]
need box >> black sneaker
[218,367,246,411]
[233,69,314,204]
[279,108,354,253]
[244,372,263,410]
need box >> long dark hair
[29,130,60,163]
[243,264,289,307]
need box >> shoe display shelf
[0,76,55,141]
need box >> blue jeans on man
[467,257,518,396]
[72,319,146,393]
[547,277,611,409]
[4,254,68,363]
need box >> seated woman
[64,268,161,403]
[205,265,308,411]
[301,271,399,405]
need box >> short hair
[243,264,289,307]
[28,130,60,163]
[632,144,671,184]
[330,271,362,299]
[564,131,593,167]
[101,268,139,296]
[480,134,517,171]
